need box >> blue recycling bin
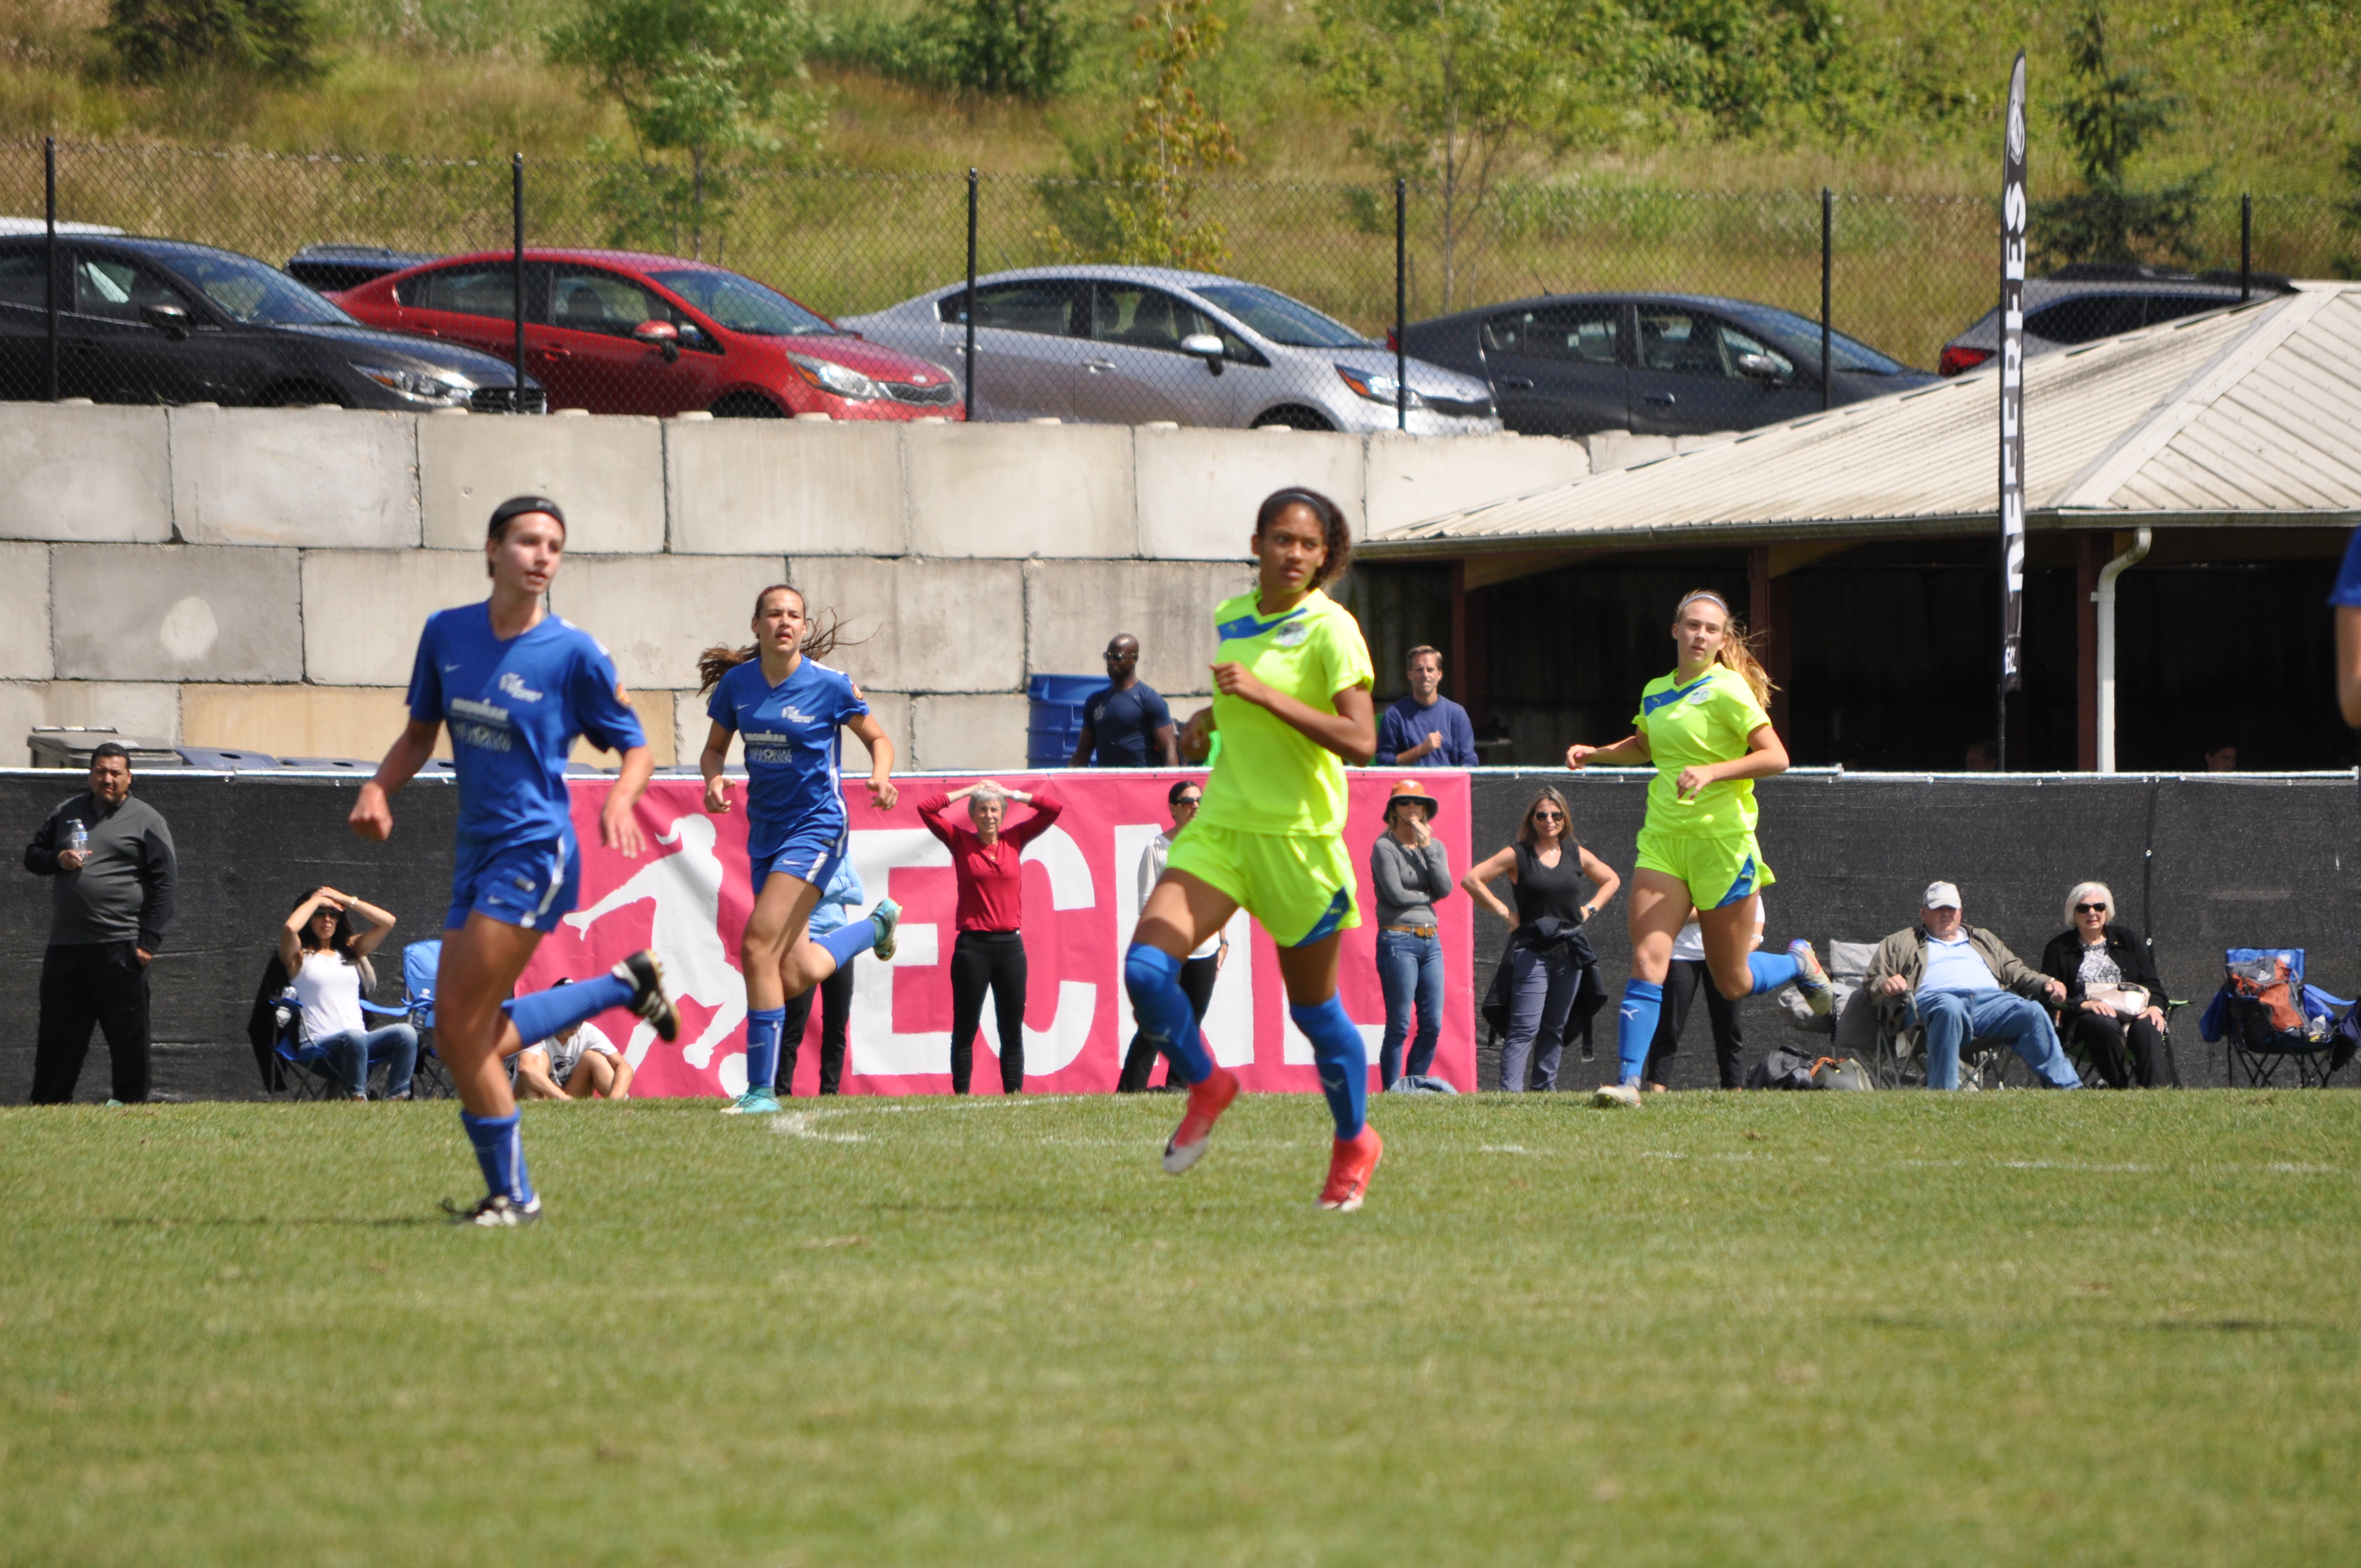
[1027,674,1107,768]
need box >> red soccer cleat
[1317,1126,1384,1212]
[1161,1066,1240,1174]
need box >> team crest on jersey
[781,705,815,725]
[498,672,544,703]
[1274,619,1310,648]
[1686,684,1712,705]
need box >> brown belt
[1383,923,1438,938]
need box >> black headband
[488,494,567,539]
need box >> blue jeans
[314,1023,420,1099]
[1909,990,2078,1090]
[1375,929,1444,1087]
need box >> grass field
[4,1090,2358,1565]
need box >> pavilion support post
[2076,532,2105,770]
[1449,559,1490,734]
[1748,547,1793,739]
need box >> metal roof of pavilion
[1363,282,2361,564]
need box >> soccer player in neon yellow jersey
[1566,589,1832,1107]
[1124,488,1384,1210]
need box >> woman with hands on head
[1462,787,1620,1092]
[1565,589,1831,1109]
[279,885,415,1101]
[699,582,901,1116]
[916,778,1065,1094]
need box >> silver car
[841,264,1500,434]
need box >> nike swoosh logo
[442,662,464,673]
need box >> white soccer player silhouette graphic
[562,812,746,1074]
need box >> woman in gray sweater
[1370,779,1456,1088]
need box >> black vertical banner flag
[1999,50,2029,731]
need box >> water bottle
[64,821,89,863]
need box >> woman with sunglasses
[2038,881,2177,1087]
[1566,588,1832,1109]
[1120,779,1226,1092]
[1462,786,1620,1092]
[1125,487,1384,1211]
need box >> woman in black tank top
[1462,787,1623,1092]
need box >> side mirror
[633,319,681,362]
[1734,350,1788,385]
[1180,332,1225,375]
[140,302,192,340]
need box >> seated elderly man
[1866,881,2080,1090]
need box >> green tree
[2033,7,2208,268]
[948,0,1070,99]
[1310,0,1575,309]
[1045,0,1242,270]
[100,0,320,83]
[547,0,824,259]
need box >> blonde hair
[2064,880,2115,929]
[1675,589,1776,709]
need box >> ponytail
[695,584,859,694]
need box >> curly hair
[1254,487,1353,589]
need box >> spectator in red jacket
[917,780,1064,1093]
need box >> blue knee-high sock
[816,918,876,972]
[1747,951,1802,996]
[1616,979,1665,1086]
[1291,996,1369,1140]
[1124,944,1211,1086]
[744,1007,786,1092]
[505,972,634,1050]
[460,1109,533,1205]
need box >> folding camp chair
[403,940,455,1099]
[2199,948,2355,1088]
[266,983,415,1099]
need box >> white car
[842,264,1501,434]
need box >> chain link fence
[0,137,2347,430]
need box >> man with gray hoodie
[23,743,177,1103]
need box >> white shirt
[1669,896,1767,963]
[539,1021,619,1087]
[1919,930,2001,997]
[293,950,365,1042]
[1138,831,1220,960]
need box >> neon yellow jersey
[1195,587,1374,837]
[1633,665,1773,837]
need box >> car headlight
[357,364,472,404]
[787,353,883,402]
[1335,364,1428,410]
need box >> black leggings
[2064,1008,2178,1088]
[951,930,1029,1094]
[1642,957,1746,1090]
[778,954,855,1096]
[1119,953,1218,1091]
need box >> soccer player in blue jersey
[697,584,902,1115]
[350,496,679,1226]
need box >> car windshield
[650,269,834,336]
[1193,282,1371,349]
[166,249,355,326]
[1715,301,1910,374]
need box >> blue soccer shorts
[751,826,847,902]
[447,835,580,932]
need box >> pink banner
[516,770,1476,1097]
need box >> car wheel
[1255,405,1334,432]
[710,392,785,418]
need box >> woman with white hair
[917,778,1064,1093]
[2038,880,2177,1087]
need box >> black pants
[779,955,856,1096]
[1119,953,1218,1091]
[950,930,1028,1094]
[1642,957,1745,1090]
[2065,1008,2177,1088]
[32,941,152,1104]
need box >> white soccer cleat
[1593,1082,1642,1109]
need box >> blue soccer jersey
[706,656,869,862]
[406,603,646,850]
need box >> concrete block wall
[0,405,1598,770]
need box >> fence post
[43,135,57,403]
[965,168,978,422]
[2239,192,2252,301]
[510,153,526,413]
[1819,186,1832,413]
[1394,178,1407,431]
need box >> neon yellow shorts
[1634,826,1774,913]
[1164,820,1359,948]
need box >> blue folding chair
[2199,948,2355,1088]
[404,940,455,1099]
[267,982,415,1100]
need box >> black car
[1937,263,2296,377]
[0,235,543,412]
[284,243,437,292]
[1402,291,1935,438]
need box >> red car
[329,248,963,420]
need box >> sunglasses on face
[1531,809,1564,821]
[2076,902,2108,914]
[1176,796,1200,807]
